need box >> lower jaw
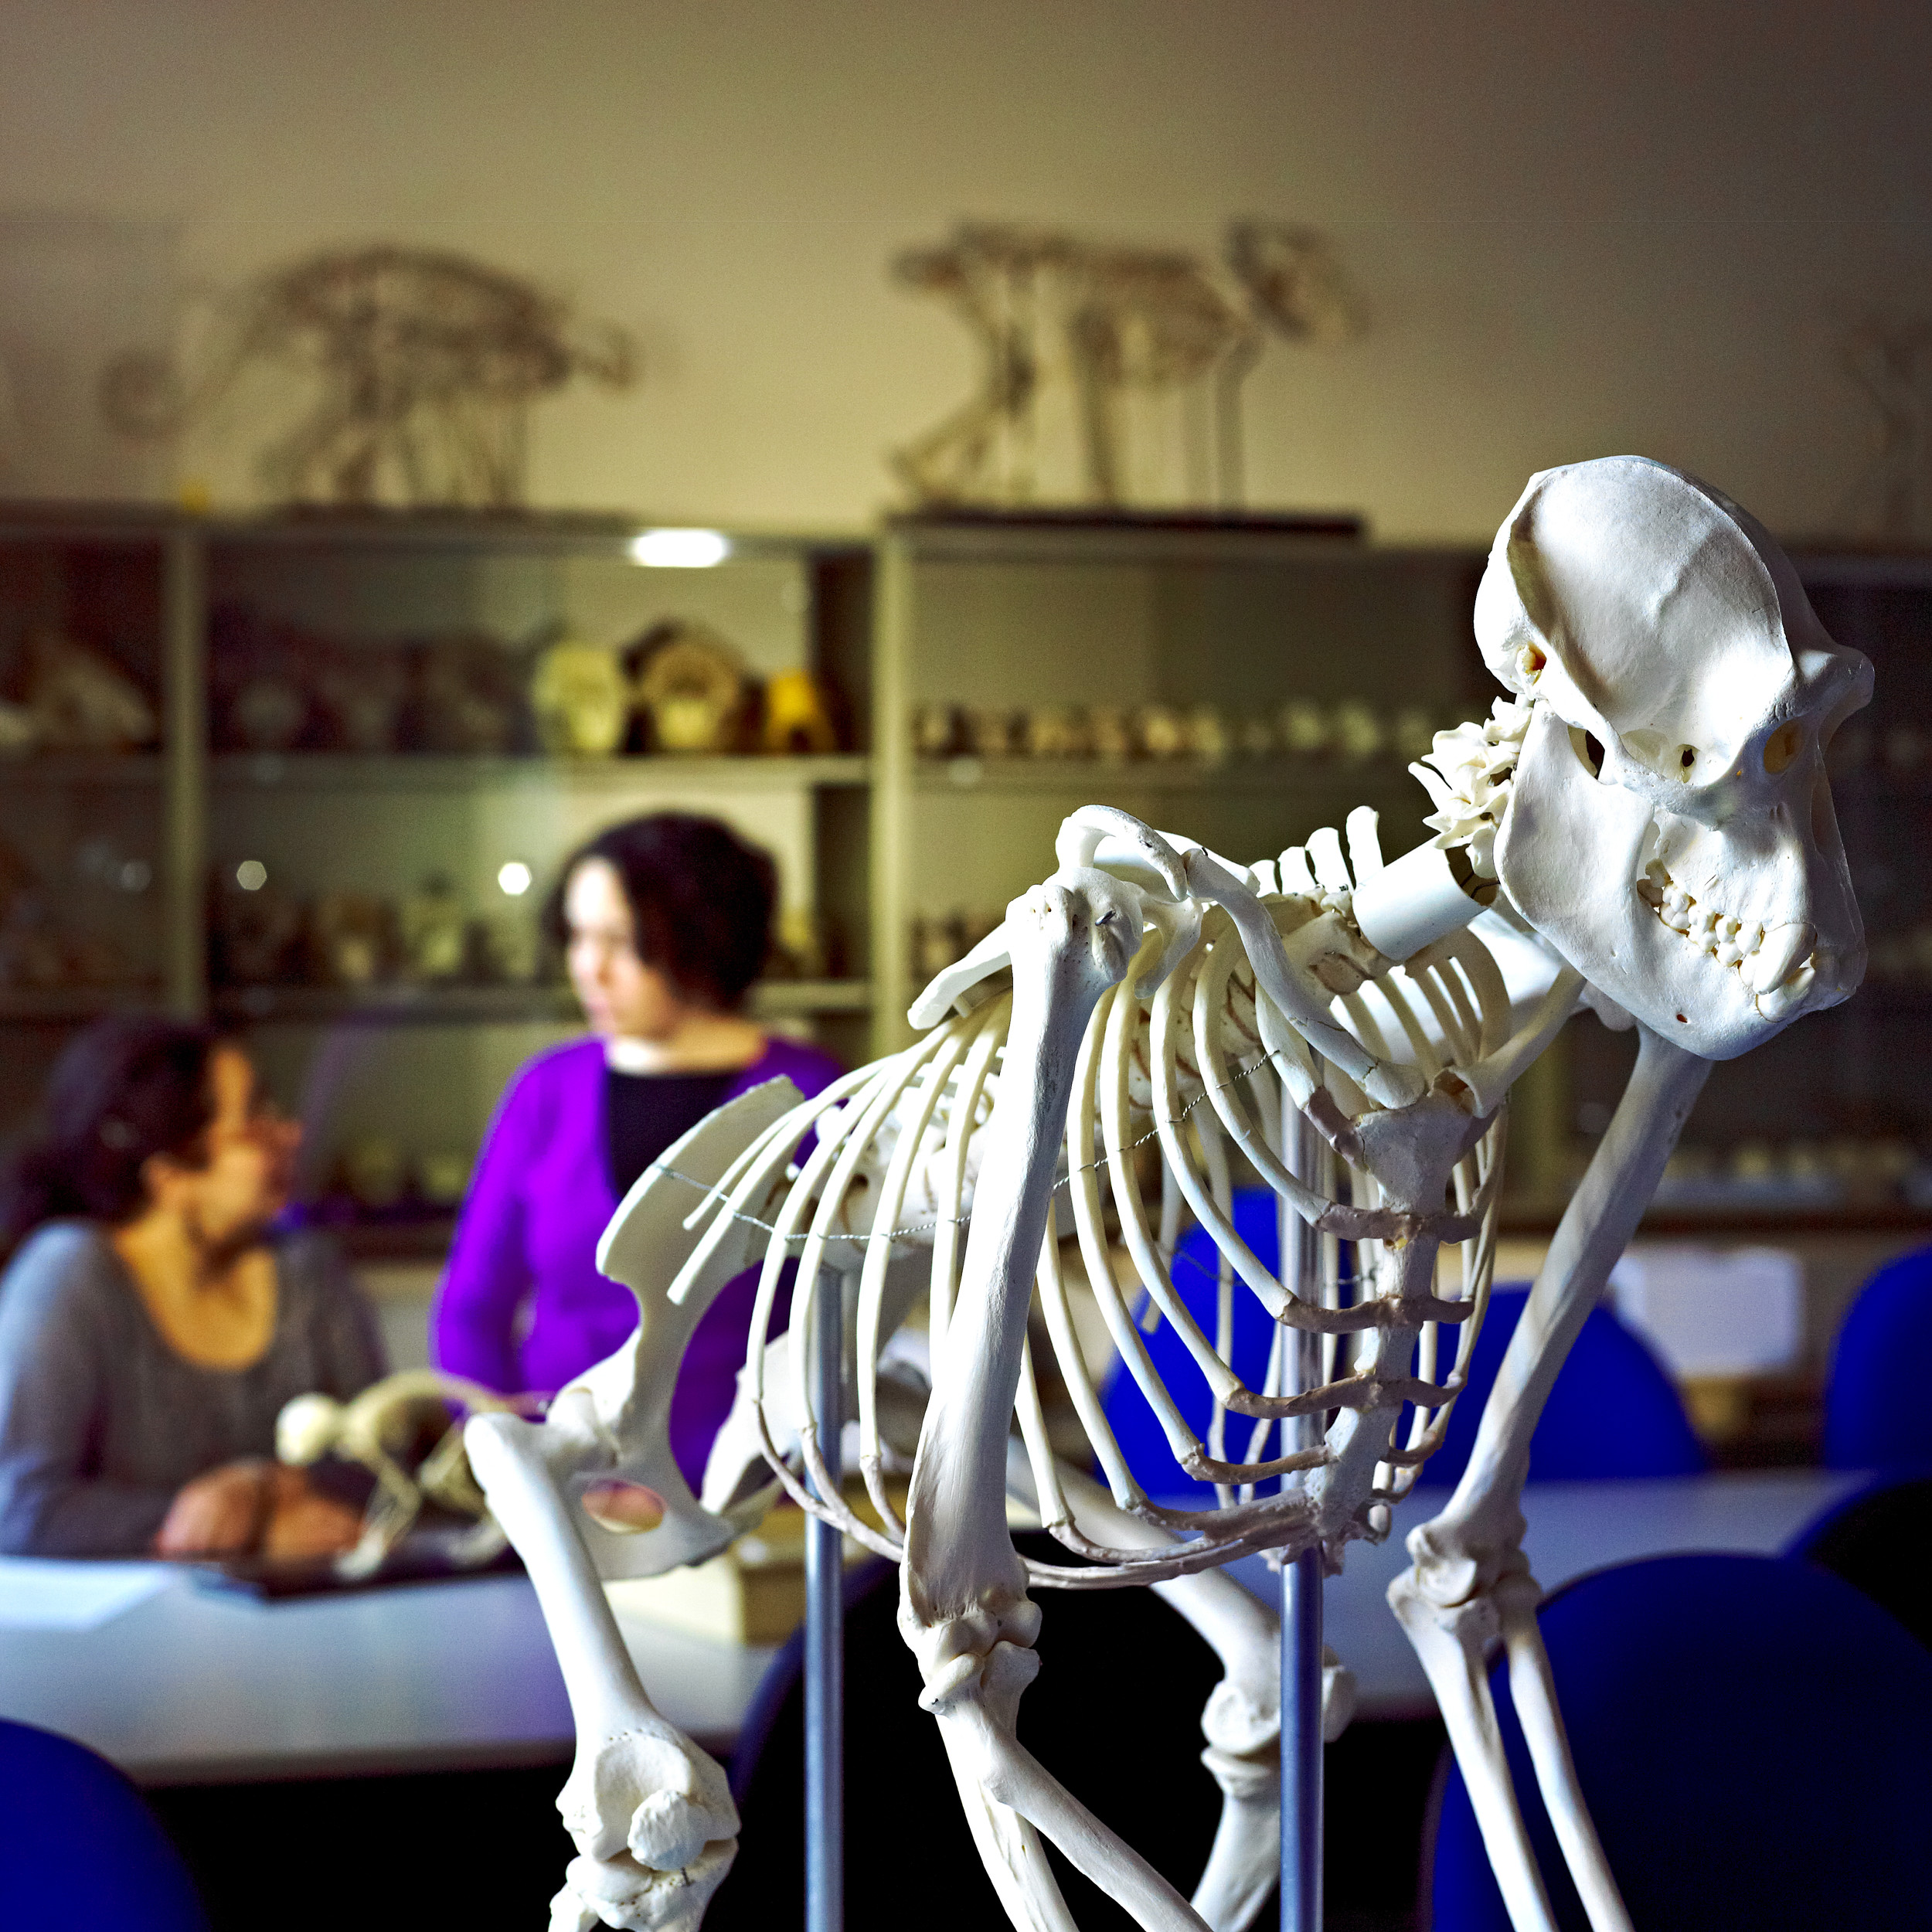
[1635,910,1821,1021]
[1595,948,1786,1048]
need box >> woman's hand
[153,1461,364,1559]
[260,1465,364,1559]
[153,1458,274,1556]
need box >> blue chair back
[1787,1471,1932,1648]
[1424,1553,1932,1931]
[1101,1189,1703,1497]
[1824,1246,1932,1471]
[0,1718,209,1930]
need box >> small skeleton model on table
[465,456,1869,1932]
[101,246,635,507]
[890,220,1361,509]
[277,1369,520,1580]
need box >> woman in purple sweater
[433,814,839,1488]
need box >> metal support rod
[1281,1543,1324,1932]
[1280,1100,1325,1932]
[160,528,207,1018]
[804,1272,844,1932]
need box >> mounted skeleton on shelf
[465,456,1871,1932]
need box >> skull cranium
[1478,455,1871,1060]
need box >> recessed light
[629,528,730,568]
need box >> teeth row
[1636,861,1822,1015]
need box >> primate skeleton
[467,456,1870,1932]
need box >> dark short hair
[544,813,777,1011]
[0,1015,223,1250]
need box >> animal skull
[1478,454,1872,1058]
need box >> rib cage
[665,887,1508,1590]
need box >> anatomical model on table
[277,1369,521,1580]
[466,456,1869,1932]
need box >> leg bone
[903,869,1207,1932]
[1390,1024,1708,1932]
[468,1413,738,1932]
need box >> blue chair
[1824,1246,1932,1471]
[0,1718,209,1930]
[1787,1471,1932,1648]
[1102,1189,1704,1497]
[1423,1553,1932,1930]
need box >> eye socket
[1568,726,1606,778]
[1764,722,1804,775]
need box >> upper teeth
[1744,920,1815,994]
[1638,862,1816,1012]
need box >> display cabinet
[0,507,873,1251]
[867,513,1932,1232]
[1564,549,1932,1232]
[869,512,1486,1012]
[3,502,1925,1262]
[0,507,180,1141]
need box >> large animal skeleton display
[465,456,1870,1932]
[889,221,1360,509]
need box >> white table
[1223,1468,1868,1719]
[0,1566,775,1787]
[0,1470,1866,1784]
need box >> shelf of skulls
[910,696,1458,793]
[210,750,872,792]
[916,752,1423,795]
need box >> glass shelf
[913,753,1423,795]
[211,977,874,1026]
[211,752,872,793]
[0,753,165,788]
[0,510,879,1168]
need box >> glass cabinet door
[1564,555,1932,1226]
[875,518,1489,1051]
[0,515,172,1142]
[873,519,1932,1230]
[202,519,872,1254]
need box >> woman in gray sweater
[0,1016,384,1558]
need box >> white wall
[2,0,1928,539]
